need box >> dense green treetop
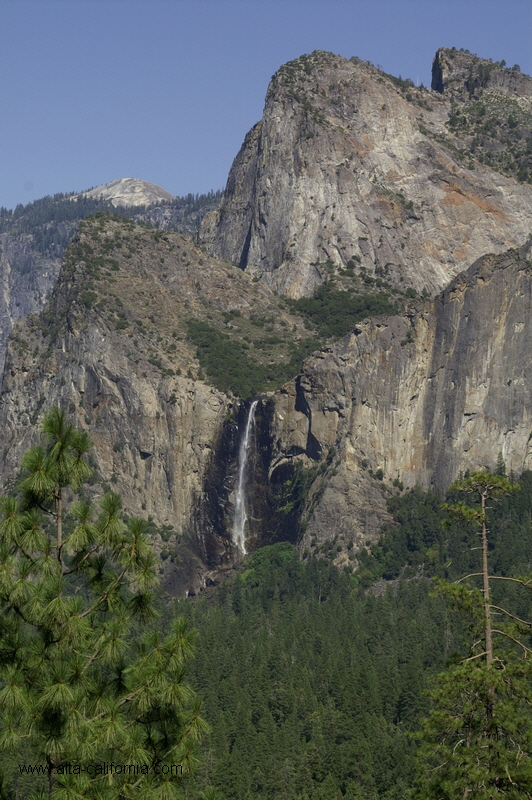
[0,408,207,800]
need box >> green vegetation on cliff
[187,274,417,397]
[48,215,409,400]
[286,282,400,339]
[447,92,532,183]
[187,319,319,398]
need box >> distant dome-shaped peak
[76,178,175,208]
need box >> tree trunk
[481,490,493,666]
[57,486,63,566]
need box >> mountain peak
[76,178,175,208]
[432,47,532,101]
[200,49,532,298]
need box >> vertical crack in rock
[295,375,322,460]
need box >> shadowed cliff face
[267,241,532,556]
[200,50,532,299]
[0,234,65,376]
[190,411,239,569]
[197,398,287,562]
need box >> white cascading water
[232,399,259,554]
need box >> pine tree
[0,407,208,799]
[414,472,532,799]
[495,451,506,476]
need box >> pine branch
[489,575,532,590]
[491,629,532,655]
[490,604,532,627]
[63,543,102,575]
[455,572,483,584]
[78,567,128,618]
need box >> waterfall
[232,399,259,554]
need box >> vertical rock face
[0,233,63,374]
[200,50,532,298]
[0,219,244,595]
[0,316,231,539]
[2,221,532,586]
[267,241,532,554]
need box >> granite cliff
[432,47,532,104]
[2,49,532,593]
[267,240,532,562]
[0,215,309,593]
[200,49,532,298]
[75,178,175,207]
[2,214,532,586]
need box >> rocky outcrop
[267,240,532,555]
[432,47,532,101]
[200,50,532,298]
[74,178,175,208]
[0,184,221,381]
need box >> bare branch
[462,651,488,663]
[489,576,532,590]
[492,629,532,655]
[490,604,531,627]
[455,572,483,584]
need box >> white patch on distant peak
[74,178,175,208]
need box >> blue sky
[2,0,531,211]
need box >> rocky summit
[0,185,221,379]
[75,177,175,207]
[200,49,532,298]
